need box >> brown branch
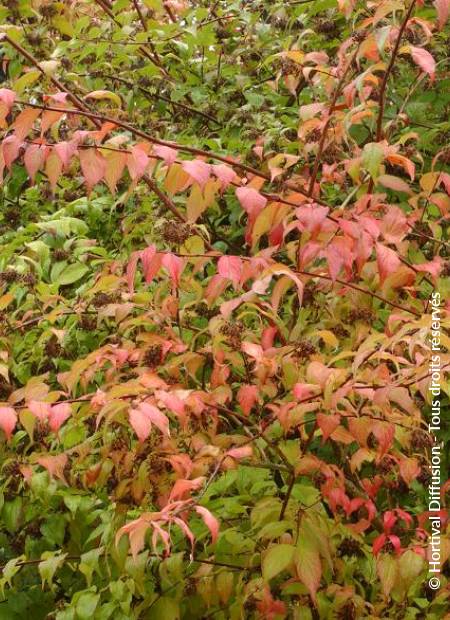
[13,99,323,205]
[0,34,98,125]
[132,0,147,31]
[279,474,296,520]
[163,2,177,23]
[375,0,416,142]
[307,46,359,197]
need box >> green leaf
[376,554,398,598]
[39,553,67,591]
[2,497,23,533]
[75,592,100,619]
[54,263,89,286]
[262,544,295,581]
[146,597,180,620]
[362,142,385,180]
[295,532,322,603]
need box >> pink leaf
[138,402,170,437]
[399,457,421,486]
[241,341,264,362]
[2,135,21,169]
[169,477,205,501]
[0,88,16,110]
[104,150,127,193]
[226,446,253,460]
[0,406,17,441]
[380,205,409,243]
[373,533,387,556]
[195,505,219,543]
[237,384,258,416]
[129,407,152,443]
[116,517,151,561]
[54,141,77,169]
[127,145,149,181]
[24,144,44,183]
[162,253,184,288]
[12,108,41,141]
[140,244,157,282]
[155,390,186,424]
[49,403,71,433]
[153,144,178,166]
[410,46,436,79]
[217,255,243,285]
[129,402,170,442]
[235,186,267,216]
[317,413,341,442]
[79,148,106,192]
[211,163,236,189]
[434,0,449,29]
[182,159,211,188]
[414,257,442,280]
[36,454,68,483]
[28,400,51,421]
[376,243,401,283]
[126,250,140,294]
[293,383,315,401]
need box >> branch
[307,46,359,197]
[375,0,416,142]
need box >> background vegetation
[0,0,449,618]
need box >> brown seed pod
[144,344,163,367]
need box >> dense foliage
[0,0,449,618]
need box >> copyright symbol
[429,577,440,590]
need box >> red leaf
[153,144,178,166]
[36,454,68,483]
[169,476,205,501]
[410,46,436,79]
[116,516,152,561]
[126,250,140,294]
[434,0,449,29]
[54,141,77,169]
[235,186,267,216]
[129,402,170,442]
[211,163,236,189]
[414,257,442,280]
[12,108,41,141]
[45,151,63,193]
[155,390,186,425]
[217,255,243,285]
[79,148,106,192]
[28,400,51,421]
[399,457,421,486]
[182,159,211,188]
[104,149,127,193]
[127,145,149,181]
[373,533,387,556]
[139,402,170,436]
[376,243,401,283]
[2,135,21,169]
[49,403,71,433]
[24,144,44,183]
[293,383,315,401]
[0,88,15,109]
[162,253,184,288]
[237,384,258,416]
[380,205,409,243]
[0,406,17,441]
[317,413,341,442]
[226,446,253,460]
[194,505,219,543]
[140,245,158,282]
